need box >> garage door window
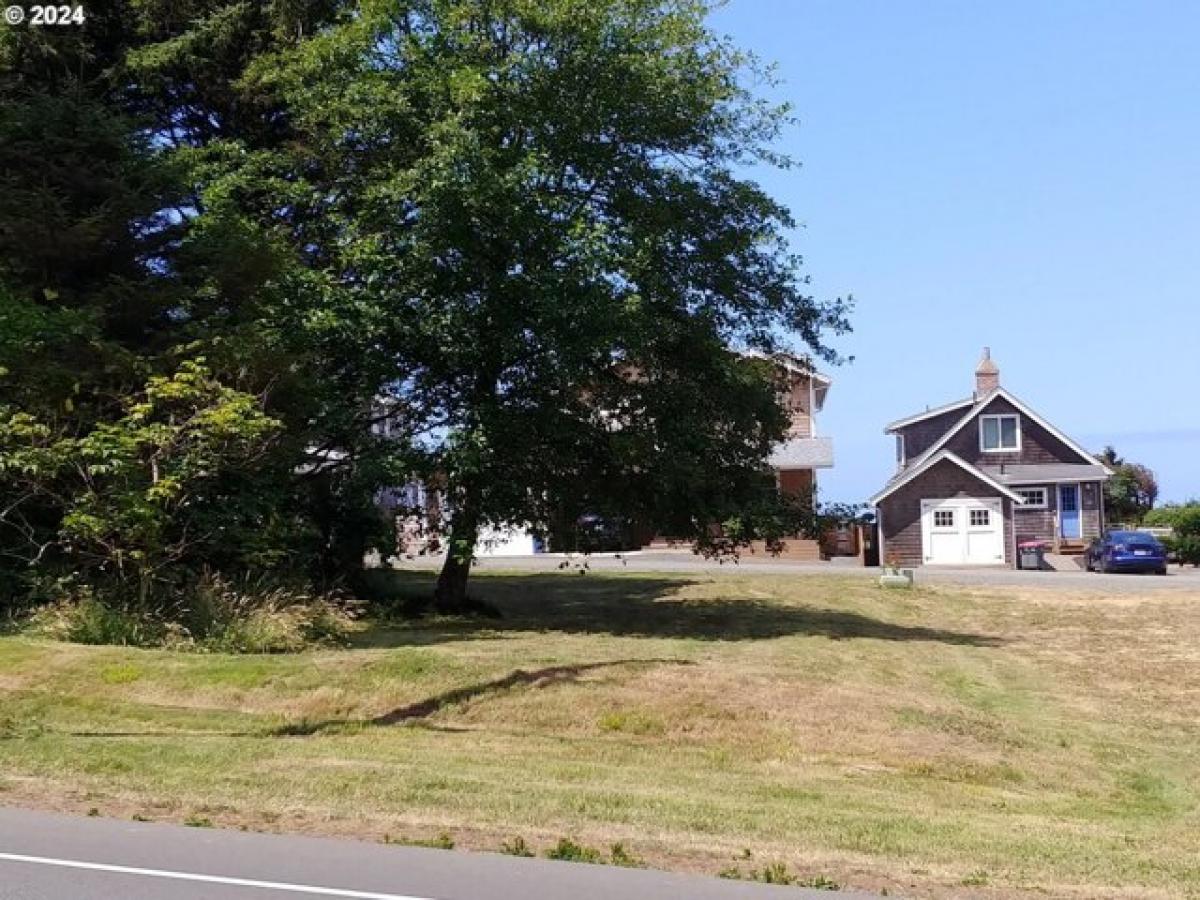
[933,510,955,528]
[970,509,990,527]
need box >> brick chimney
[975,347,999,396]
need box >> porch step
[1056,542,1088,556]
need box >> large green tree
[0,1,399,604]
[256,0,849,610]
[1097,446,1158,525]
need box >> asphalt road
[0,808,874,900]
[395,551,1200,594]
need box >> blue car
[1085,530,1168,575]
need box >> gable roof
[899,387,1113,476]
[885,397,976,433]
[869,450,1026,505]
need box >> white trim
[884,397,975,433]
[900,388,1114,476]
[978,413,1021,453]
[869,449,1026,505]
[1014,486,1049,508]
[1010,500,1018,566]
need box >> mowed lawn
[1,572,1198,898]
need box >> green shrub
[545,838,603,864]
[1143,504,1200,536]
[173,572,357,653]
[799,874,842,890]
[28,595,166,647]
[382,832,455,850]
[500,836,535,857]
[409,832,455,850]
[753,862,795,885]
[1162,534,1200,567]
[715,861,837,888]
[26,573,356,652]
[608,842,645,868]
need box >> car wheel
[1156,567,1167,576]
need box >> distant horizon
[713,0,1200,505]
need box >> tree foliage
[1144,502,1200,567]
[1097,446,1158,525]
[0,1,397,607]
[251,0,849,609]
[2,362,287,602]
[1,0,849,616]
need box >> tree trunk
[433,490,480,614]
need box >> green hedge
[1161,534,1200,566]
[1143,504,1200,536]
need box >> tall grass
[27,573,356,652]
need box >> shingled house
[870,350,1111,567]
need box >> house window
[970,509,990,527]
[1017,487,1048,508]
[895,434,906,466]
[980,414,1020,452]
[933,510,955,528]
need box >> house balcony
[768,436,834,470]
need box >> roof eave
[870,450,1026,506]
[883,397,976,434]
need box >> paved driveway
[395,552,1200,594]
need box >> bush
[500,836,535,858]
[1162,534,1200,567]
[174,573,357,653]
[1143,504,1200,536]
[27,573,357,652]
[545,838,604,864]
[29,593,167,647]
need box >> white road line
[0,852,437,900]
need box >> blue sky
[710,1,1200,504]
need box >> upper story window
[895,434,906,466]
[979,414,1020,452]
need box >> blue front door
[1059,484,1081,539]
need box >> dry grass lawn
[1,571,1198,898]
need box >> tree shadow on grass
[361,570,1002,647]
[273,657,695,736]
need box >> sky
[709,0,1200,505]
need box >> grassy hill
[1,571,1196,897]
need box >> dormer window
[980,414,1020,452]
[895,434,906,467]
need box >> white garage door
[920,498,1005,565]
